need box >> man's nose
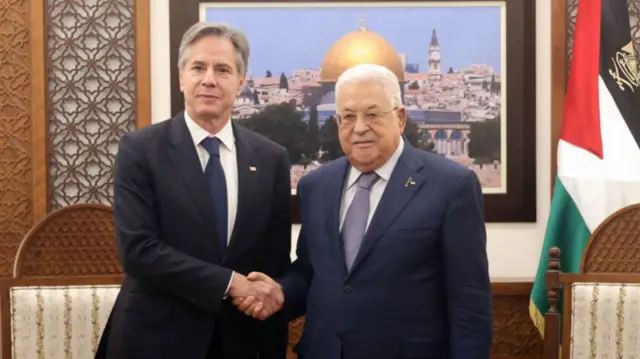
[353,118,369,133]
[201,68,217,87]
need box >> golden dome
[319,25,405,82]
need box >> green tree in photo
[319,115,343,161]
[468,117,501,164]
[306,105,320,159]
[239,103,307,163]
[279,72,289,90]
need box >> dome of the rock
[319,26,405,82]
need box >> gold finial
[359,17,366,31]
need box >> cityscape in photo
[202,3,505,193]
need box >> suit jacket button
[343,285,352,292]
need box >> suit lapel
[349,145,426,274]
[325,158,350,274]
[165,113,220,253]
[224,123,258,260]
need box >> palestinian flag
[529,0,640,335]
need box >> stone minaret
[428,29,441,74]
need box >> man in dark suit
[235,63,493,359]
[95,22,292,359]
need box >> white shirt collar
[184,112,235,152]
[346,138,405,189]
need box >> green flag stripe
[530,176,592,335]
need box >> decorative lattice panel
[15,205,121,277]
[567,0,640,78]
[0,0,34,276]
[583,205,640,273]
[47,0,137,208]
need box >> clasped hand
[228,272,283,320]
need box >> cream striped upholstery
[571,282,640,358]
[10,285,119,359]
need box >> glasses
[335,107,397,127]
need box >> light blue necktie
[341,172,379,271]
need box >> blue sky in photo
[203,4,502,77]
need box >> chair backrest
[581,203,640,274]
[545,260,640,359]
[0,277,122,359]
[13,203,122,277]
[544,204,640,359]
[0,204,123,359]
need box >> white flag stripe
[558,75,640,233]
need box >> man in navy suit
[96,22,291,359]
[235,64,493,359]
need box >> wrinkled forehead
[185,36,238,69]
[336,81,391,111]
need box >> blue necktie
[201,137,228,250]
[341,172,379,271]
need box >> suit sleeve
[278,179,313,320]
[263,148,293,278]
[113,132,233,315]
[258,148,293,358]
[442,170,493,359]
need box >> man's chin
[193,107,223,120]
[348,152,380,172]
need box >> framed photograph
[169,0,536,223]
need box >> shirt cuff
[223,271,235,299]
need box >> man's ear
[397,107,407,131]
[237,75,246,96]
[179,71,185,93]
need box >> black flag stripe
[598,0,640,149]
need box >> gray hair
[335,64,402,108]
[177,22,250,77]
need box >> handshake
[227,272,284,320]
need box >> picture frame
[168,0,536,223]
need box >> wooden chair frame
[0,203,122,358]
[543,247,640,359]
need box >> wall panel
[0,0,34,276]
[45,0,150,210]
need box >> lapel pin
[404,177,416,187]
[249,166,257,172]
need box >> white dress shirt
[339,139,405,232]
[184,113,238,294]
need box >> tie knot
[201,137,221,157]
[357,172,378,190]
